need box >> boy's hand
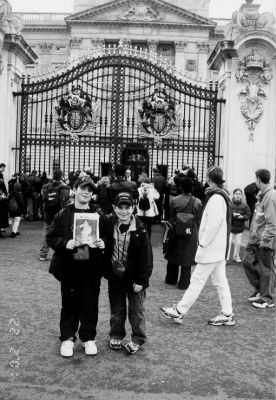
[66,239,76,250]
[94,238,105,249]
[133,283,143,292]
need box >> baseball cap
[74,176,95,190]
[114,192,134,206]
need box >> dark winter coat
[165,194,202,266]
[103,216,153,289]
[108,177,138,203]
[41,180,70,225]
[230,201,251,234]
[0,194,9,229]
[8,190,25,217]
[152,173,166,197]
[46,203,108,281]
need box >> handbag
[73,245,89,261]
[112,259,126,279]
[175,197,195,237]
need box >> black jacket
[107,177,138,203]
[104,216,153,289]
[46,204,108,281]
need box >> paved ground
[0,221,275,400]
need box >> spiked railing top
[29,40,209,87]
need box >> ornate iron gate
[15,44,224,182]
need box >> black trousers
[60,272,101,342]
[165,262,191,289]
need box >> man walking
[39,169,70,261]
[161,166,235,326]
[243,169,276,309]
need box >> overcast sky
[9,0,276,18]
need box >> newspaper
[73,212,99,248]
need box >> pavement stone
[0,221,275,400]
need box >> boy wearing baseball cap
[104,192,153,354]
[46,176,107,358]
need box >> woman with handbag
[164,177,202,289]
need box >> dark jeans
[155,197,164,223]
[243,244,275,302]
[60,273,101,342]
[165,262,191,289]
[137,216,153,239]
[108,280,147,346]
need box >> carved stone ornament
[39,43,53,54]
[136,86,184,147]
[0,0,12,21]
[11,14,23,34]
[119,2,162,22]
[55,85,100,142]
[235,49,273,141]
[186,59,197,72]
[231,0,275,35]
[70,37,82,49]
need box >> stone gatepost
[0,0,37,179]
[208,0,276,190]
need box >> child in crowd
[105,192,153,355]
[8,182,24,237]
[46,176,107,358]
[227,188,251,263]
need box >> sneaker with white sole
[160,304,184,324]
[82,340,97,356]
[252,299,275,309]
[60,339,74,357]
[248,292,261,302]
[123,341,140,355]
[110,338,122,350]
[233,257,242,263]
[208,312,236,326]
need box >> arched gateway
[15,43,224,181]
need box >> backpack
[8,197,19,213]
[44,184,63,214]
[175,197,195,237]
[138,194,150,211]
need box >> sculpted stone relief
[119,2,162,22]
[235,49,273,141]
[0,0,23,34]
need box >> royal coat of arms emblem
[136,87,183,146]
[55,85,100,141]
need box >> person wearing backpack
[39,169,70,261]
[164,177,202,289]
[161,166,236,327]
[8,182,24,237]
[136,178,159,239]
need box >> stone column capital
[148,40,158,52]
[175,41,187,52]
[197,42,209,53]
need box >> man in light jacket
[161,166,235,326]
[243,169,276,309]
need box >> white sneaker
[160,304,184,324]
[248,292,261,302]
[208,312,236,326]
[82,340,97,356]
[60,340,74,357]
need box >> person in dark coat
[97,176,113,214]
[39,169,70,261]
[104,192,153,354]
[227,188,251,263]
[244,182,258,227]
[0,163,7,196]
[0,163,8,235]
[164,177,202,289]
[46,176,107,358]
[25,170,41,221]
[8,182,25,237]
[107,164,138,204]
[152,167,166,223]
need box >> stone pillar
[148,40,158,55]
[197,42,209,80]
[0,0,37,179]
[175,41,187,73]
[208,0,276,189]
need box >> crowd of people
[0,161,275,358]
